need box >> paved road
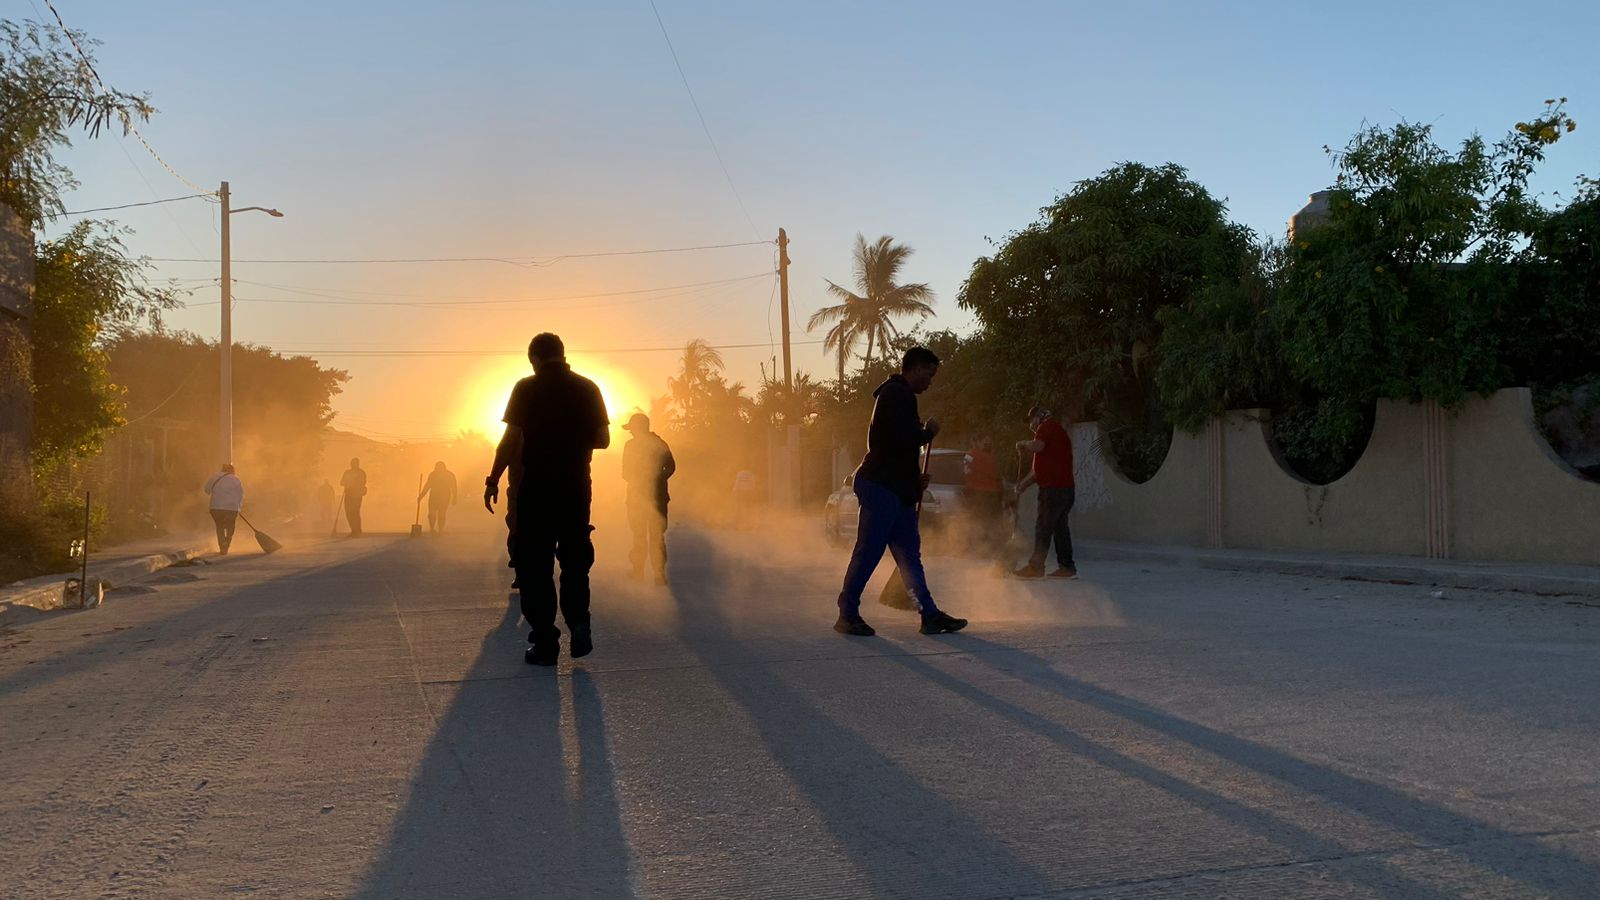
[3,519,1599,898]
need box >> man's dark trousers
[513,484,594,647]
[1028,485,1075,570]
[344,495,364,535]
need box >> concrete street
[3,518,1599,898]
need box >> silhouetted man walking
[340,458,367,537]
[418,461,457,534]
[833,346,968,637]
[485,333,610,666]
[621,413,675,584]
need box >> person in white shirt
[203,464,245,554]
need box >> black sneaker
[1048,566,1078,579]
[920,611,969,635]
[1012,564,1045,579]
[570,625,593,659]
[525,644,558,666]
[833,615,876,637]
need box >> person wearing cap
[203,463,244,554]
[485,333,611,666]
[621,412,676,585]
[1013,405,1077,578]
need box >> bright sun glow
[460,354,647,447]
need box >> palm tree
[809,234,935,377]
[667,338,725,425]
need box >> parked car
[822,449,968,547]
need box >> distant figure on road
[485,333,610,667]
[621,413,676,584]
[732,468,756,528]
[832,346,967,638]
[340,458,368,537]
[963,436,1007,574]
[418,462,458,534]
[1013,406,1076,579]
[314,478,335,532]
[203,464,244,555]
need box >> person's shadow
[353,601,634,898]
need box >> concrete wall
[1074,389,1600,565]
[0,204,33,507]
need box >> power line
[58,193,211,216]
[144,239,773,267]
[191,272,774,309]
[271,339,826,358]
[41,0,216,198]
[647,0,761,239]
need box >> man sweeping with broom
[831,346,968,637]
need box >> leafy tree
[31,221,178,467]
[0,19,155,226]
[810,234,934,376]
[1278,103,1579,463]
[960,163,1256,480]
[666,338,724,427]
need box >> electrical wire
[647,0,761,239]
[191,273,774,309]
[58,193,211,216]
[269,339,826,358]
[42,0,216,198]
[144,239,772,267]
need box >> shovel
[878,442,933,611]
[411,474,425,538]
[238,514,283,554]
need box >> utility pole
[778,227,792,393]
[219,180,231,465]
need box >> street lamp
[218,180,284,464]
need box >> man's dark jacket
[855,374,933,506]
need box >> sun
[460,355,645,447]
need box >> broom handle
[916,440,932,514]
[414,473,424,525]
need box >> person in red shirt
[1013,406,1076,579]
[962,437,1008,573]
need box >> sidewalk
[0,532,217,614]
[1080,539,1600,598]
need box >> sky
[19,0,1600,442]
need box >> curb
[1081,541,1600,599]
[0,548,210,613]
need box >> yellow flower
[1375,265,1385,273]
[1567,120,1578,133]
[1541,125,1558,141]
[1315,270,1324,279]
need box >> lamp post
[218,180,284,464]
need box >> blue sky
[18,0,1599,438]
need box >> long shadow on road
[943,633,1600,898]
[667,530,1054,900]
[352,578,635,898]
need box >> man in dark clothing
[340,458,368,537]
[1013,406,1077,578]
[418,461,458,534]
[833,346,968,637]
[485,333,610,666]
[621,413,676,585]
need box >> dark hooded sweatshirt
[854,374,934,506]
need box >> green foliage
[1274,104,1581,464]
[0,19,155,226]
[30,221,179,467]
[959,162,1255,480]
[106,331,349,512]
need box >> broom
[411,473,425,538]
[877,442,933,611]
[238,513,283,554]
